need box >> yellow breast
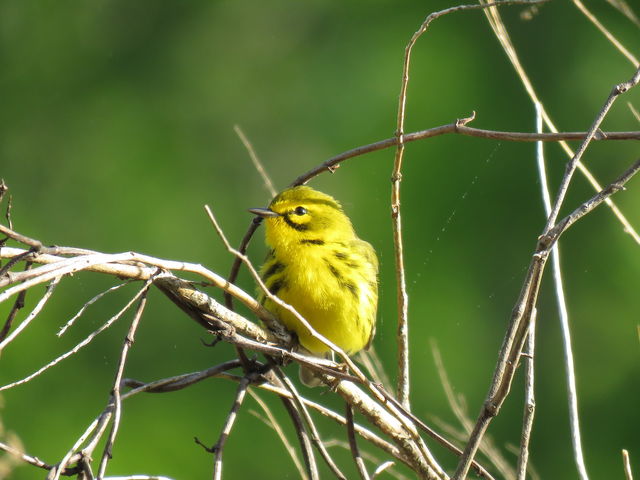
[251,185,378,355]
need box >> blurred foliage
[1,1,638,479]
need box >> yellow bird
[250,186,378,383]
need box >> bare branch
[0,262,32,343]
[280,394,319,480]
[516,311,536,480]
[273,367,347,480]
[453,65,640,479]
[346,404,371,480]
[572,0,639,65]
[210,376,251,480]
[371,461,396,480]
[0,275,60,351]
[0,441,80,477]
[0,281,151,392]
[58,282,130,336]
[98,284,151,479]
[247,389,307,479]
[534,102,588,479]
[482,3,640,246]
[234,125,277,197]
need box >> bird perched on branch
[250,185,378,385]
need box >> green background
[1,1,638,478]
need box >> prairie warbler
[250,186,378,383]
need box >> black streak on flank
[283,214,309,231]
[300,239,325,245]
[325,259,359,298]
[263,261,285,279]
[344,282,358,298]
[268,279,286,296]
[327,262,342,281]
[334,251,358,269]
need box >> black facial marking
[300,239,325,245]
[283,214,309,231]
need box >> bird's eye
[294,206,307,216]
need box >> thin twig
[58,282,130,336]
[371,461,396,480]
[0,233,270,323]
[247,389,307,479]
[629,102,640,122]
[209,376,251,480]
[334,380,446,480]
[357,348,392,393]
[622,449,634,480]
[482,3,640,245]
[429,342,502,480]
[0,224,42,249]
[0,262,32,342]
[543,66,640,234]
[453,65,640,479]
[572,0,639,66]
[0,441,81,476]
[225,125,276,319]
[1,281,151,392]
[97,283,151,479]
[606,0,640,26]
[0,275,60,352]
[273,366,347,480]
[516,310,536,480]
[280,395,319,480]
[234,125,277,197]
[534,101,587,480]
[545,157,640,242]
[224,373,408,469]
[395,0,549,410]
[346,404,371,480]
[50,412,107,480]
[122,360,243,395]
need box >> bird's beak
[248,207,280,218]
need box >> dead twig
[622,449,634,480]
[273,367,347,480]
[202,376,252,480]
[346,404,371,480]
[516,310,537,480]
[97,283,151,479]
[1,281,152,392]
[453,65,640,480]
[247,389,307,479]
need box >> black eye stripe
[283,214,309,231]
